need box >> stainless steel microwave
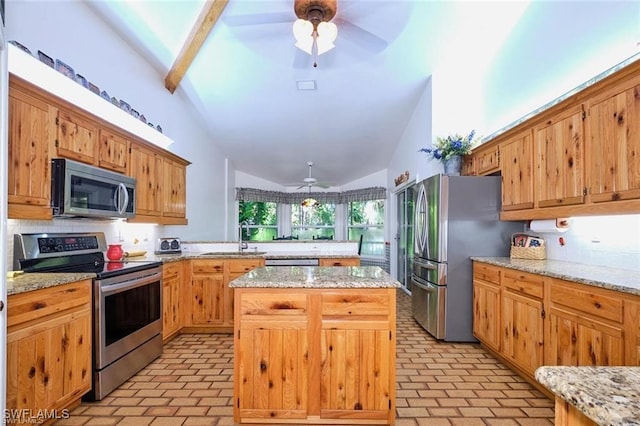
[51,158,136,219]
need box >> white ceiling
[86,0,635,189]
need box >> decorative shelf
[8,43,174,149]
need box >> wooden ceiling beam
[164,0,229,94]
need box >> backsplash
[6,219,160,269]
[535,214,640,271]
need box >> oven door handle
[100,274,160,296]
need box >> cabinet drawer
[502,270,544,299]
[475,145,500,175]
[322,292,390,316]
[238,292,307,316]
[319,258,360,267]
[191,260,224,274]
[8,280,91,328]
[550,281,623,323]
[473,262,501,285]
[163,262,182,278]
[228,259,263,273]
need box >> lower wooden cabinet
[472,263,502,352]
[318,257,361,267]
[234,288,396,425]
[547,279,624,366]
[185,258,264,332]
[472,261,637,387]
[501,270,545,374]
[162,262,184,341]
[6,280,92,414]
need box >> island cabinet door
[235,290,309,421]
[319,290,396,423]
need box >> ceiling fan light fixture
[301,198,319,207]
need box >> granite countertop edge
[229,266,401,289]
[471,257,640,296]
[535,366,640,426]
[7,272,97,296]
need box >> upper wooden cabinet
[534,104,586,208]
[7,75,190,223]
[55,108,98,164]
[474,143,500,175]
[587,75,640,203]
[98,128,130,173]
[163,157,187,218]
[461,155,476,176]
[500,130,534,211]
[8,80,53,220]
[129,143,164,217]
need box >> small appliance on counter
[155,237,181,254]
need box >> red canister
[106,244,124,261]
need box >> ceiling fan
[296,162,331,189]
[222,0,388,67]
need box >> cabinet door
[55,109,98,164]
[162,262,183,340]
[8,85,53,218]
[548,308,624,366]
[501,131,534,211]
[318,258,360,267]
[534,105,585,207]
[163,158,187,218]
[475,144,500,175]
[461,154,476,176]
[190,260,225,325]
[235,291,309,421]
[129,143,163,216]
[547,280,624,366]
[502,291,544,375]
[473,280,501,352]
[6,280,92,413]
[319,291,394,422]
[588,79,640,202]
[98,128,129,173]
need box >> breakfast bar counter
[230,266,399,425]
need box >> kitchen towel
[529,218,569,233]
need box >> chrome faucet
[239,221,249,252]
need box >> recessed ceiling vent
[296,80,317,91]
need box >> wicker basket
[510,245,546,260]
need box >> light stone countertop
[535,366,640,426]
[471,257,640,296]
[7,272,96,296]
[229,266,401,289]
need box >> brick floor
[57,291,554,425]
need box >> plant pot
[443,155,462,175]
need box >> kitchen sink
[199,251,266,256]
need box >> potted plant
[419,130,478,174]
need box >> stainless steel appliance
[411,174,522,341]
[14,232,163,400]
[51,158,136,219]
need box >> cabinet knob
[0,300,4,312]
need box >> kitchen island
[535,366,640,426]
[229,266,400,425]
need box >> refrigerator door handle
[412,274,437,291]
[414,259,437,270]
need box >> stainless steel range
[13,232,163,401]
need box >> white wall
[6,1,228,242]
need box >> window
[238,201,277,241]
[348,200,385,256]
[291,203,335,240]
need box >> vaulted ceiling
[86,0,638,189]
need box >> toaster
[155,237,181,254]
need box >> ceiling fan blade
[334,17,388,53]
[296,184,306,189]
[222,12,293,27]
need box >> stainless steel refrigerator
[411,174,523,342]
